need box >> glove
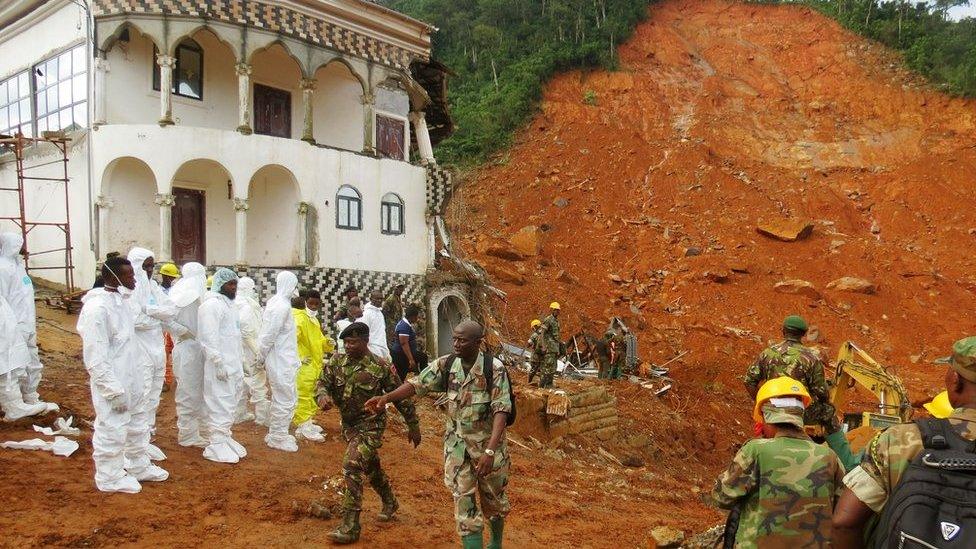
[301,357,312,366]
[215,364,229,382]
[108,394,127,414]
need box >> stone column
[297,201,309,266]
[157,54,176,126]
[300,78,316,144]
[154,193,175,261]
[410,111,435,164]
[362,92,376,155]
[235,63,253,135]
[94,195,114,260]
[93,57,110,126]
[233,198,249,266]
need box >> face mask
[305,307,318,318]
[117,286,133,298]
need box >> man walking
[77,256,167,493]
[317,322,421,544]
[258,271,301,452]
[526,320,543,384]
[363,290,391,360]
[294,290,327,442]
[367,320,512,549]
[539,302,562,388]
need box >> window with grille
[336,185,362,230]
[153,39,203,100]
[35,44,88,133]
[0,71,32,138]
[380,193,404,235]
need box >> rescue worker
[167,262,208,447]
[126,248,178,462]
[158,263,180,392]
[77,256,167,493]
[382,283,405,346]
[539,302,562,388]
[257,271,301,453]
[235,277,270,426]
[363,290,391,360]
[714,376,845,547]
[832,337,976,547]
[0,232,56,414]
[0,292,44,420]
[159,263,180,292]
[595,331,612,380]
[367,320,513,549]
[608,331,625,380]
[744,315,858,471]
[335,299,363,355]
[316,322,421,544]
[293,290,327,443]
[332,286,359,324]
[526,319,543,384]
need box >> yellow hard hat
[207,275,214,288]
[550,302,561,310]
[753,376,812,423]
[530,319,541,328]
[923,391,953,419]
[159,263,180,278]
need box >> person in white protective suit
[0,232,57,416]
[77,256,168,493]
[198,267,247,463]
[257,271,301,452]
[126,248,178,462]
[362,290,391,361]
[234,277,270,425]
[166,262,209,447]
[0,293,45,420]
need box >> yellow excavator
[806,341,913,439]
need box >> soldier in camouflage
[526,319,544,384]
[539,302,562,388]
[833,336,976,548]
[366,320,513,549]
[714,378,845,548]
[315,321,421,545]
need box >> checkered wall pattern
[93,0,427,70]
[220,264,426,314]
[425,164,453,216]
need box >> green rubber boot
[377,495,399,522]
[487,517,504,549]
[825,430,860,472]
[461,531,483,549]
[328,511,361,545]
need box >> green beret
[783,315,808,332]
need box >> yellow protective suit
[292,309,326,425]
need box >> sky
[946,2,976,20]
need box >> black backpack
[873,418,976,548]
[441,352,517,426]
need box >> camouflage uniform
[609,334,625,379]
[539,314,561,388]
[594,335,611,379]
[409,353,513,536]
[382,294,403,346]
[743,338,833,427]
[316,353,419,512]
[713,431,845,548]
[527,328,544,382]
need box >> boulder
[552,197,570,208]
[756,219,814,242]
[684,247,702,257]
[484,242,525,262]
[509,225,543,257]
[556,269,579,284]
[774,279,822,300]
[649,525,685,548]
[485,263,526,286]
[827,277,877,294]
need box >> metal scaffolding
[0,133,76,295]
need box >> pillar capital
[233,197,250,212]
[156,54,176,69]
[408,111,426,124]
[94,57,111,72]
[154,193,176,207]
[235,62,252,77]
[361,93,375,106]
[299,78,317,91]
[298,201,310,215]
[95,195,115,209]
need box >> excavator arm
[829,341,913,430]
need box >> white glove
[215,364,228,382]
[107,394,127,414]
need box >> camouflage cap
[783,315,808,332]
[761,402,805,428]
[950,336,976,383]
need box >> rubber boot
[826,430,860,472]
[377,495,399,522]
[487,517,504,549]
[328,510,361,545]
[461,532,483,549]
[0,381,47,422]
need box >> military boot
[461,532,483,549]
[487,517,504,549]
[328,510,361,545]
[377,495,399,522]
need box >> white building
[0,0,469,354]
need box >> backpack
[873,418,976,548]
[441,352,517,427]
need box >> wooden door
[254,83,291,138]
[172,188,205,265]
[376,114,405,160]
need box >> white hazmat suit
[126,248,178,461]
[257,271,300,452]
[198,268,246,463]
[167,262,208,447]
[0,293,44,420]
[235,277,270,425]
[0,232,56,415]
[77,285,168,493]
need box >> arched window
[336,185,362,230]
[380,193,404,235]
[153,39,203,100]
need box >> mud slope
[451,0,976,398]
